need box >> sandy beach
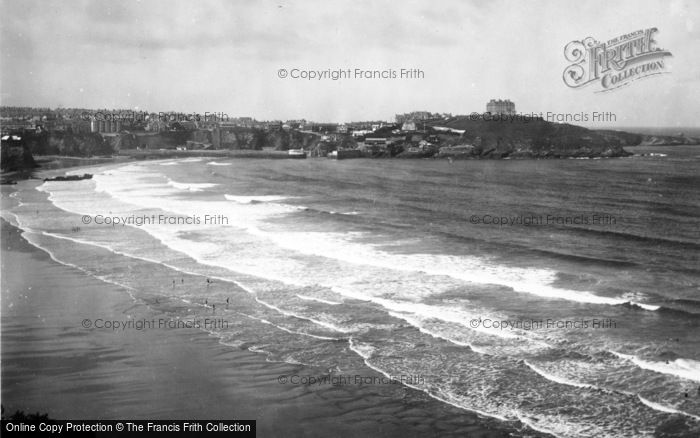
[1,208,519,438]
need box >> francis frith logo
[563,28,672,92]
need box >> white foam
[295,294,342,306]
[347,338,375,360]
[207,161,232,166]
[388,311,490,354]
[630,301,661,311]
[524,360,594,389]
[251,228,644,309]
[224,194,292,203]
[253,297,350,333]
[516,415,565,438]
[333,286,519,341]
[59,161,659,315]
[611,351,700,383]
[167,179,218,192]
[637,395,700,421]
[348,338,513,424]
[240,312,340,341]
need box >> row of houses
[0,118,93,135]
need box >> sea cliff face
[1,134,36,171]
[18,131,113,157]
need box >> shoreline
[3,142,696,184]
[0,203,530,437]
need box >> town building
[401,121,417,131]
[396,111,434,123]
[91,119,122,133]
[486,99,516,115]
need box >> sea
[3,145,700,437]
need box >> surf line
[26,226,350,338]
[346,338,543,433]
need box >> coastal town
[1,99,697,172]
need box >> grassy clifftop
[434,116,632,158]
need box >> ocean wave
[167,179,218,192]
[269,232,656,310]
[617,300,700,318]
[637,395,700,421]
[567,226,700,253]
[615,301,661,311]
[349,335,683,437]
[611,351,700,383]
[297,206,362,217]
[252,297,351,333]
[295,294,342,305]
[57,162,657,315]
[239,312,341,341]
[223,194,360,220]
[347,338,542,432]
[332,287,522,341]
[224,194,292,203]
[655,299,700,317]
[523,360,596,389]
[207,161,232,166]
[386,311,491,355]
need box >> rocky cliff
[639,135,700,146]
[1,134,37,171]
[21,131,114,156]
[593,130,700,146]
[434,117,632,158]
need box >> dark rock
[1,133,37,171]
[43,173,93,181]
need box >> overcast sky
[1,0,698,127]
